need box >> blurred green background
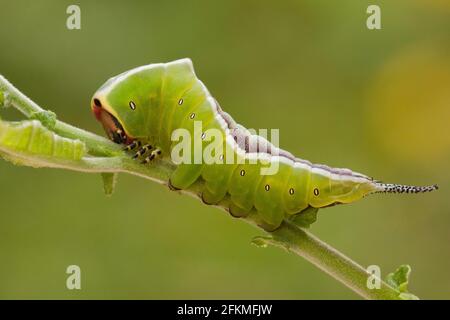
[0,0,449,299]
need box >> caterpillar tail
[373,182,439,194]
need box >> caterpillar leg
[141,148,162,164]
[123,140,141,151]
[132,144,153,159]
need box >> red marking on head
[91,99,134,145]
[92,105,103,121]
[91,98,104,121]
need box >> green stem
[0,75,122,156]
[0,74,404,300]
[270,223,400,299]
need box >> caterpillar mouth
[91,98,133,145]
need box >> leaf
[289,206,318,228]
[101,172,118,196]
[251,236,272,248]
[386,265,419,300]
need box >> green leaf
[289,206,318,228]
[101,172,118,196]
[386,265,419,300]
[251,236,272,248]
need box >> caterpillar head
[91,66,158,144]
[91,59,195,145]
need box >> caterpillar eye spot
[189,113,195,119]
[289,188,295,195]
[314,188,319,196]
[219,154,224,161]
[129,101,136,110]
[240,170,245,176]
[201,132,206,140]
[178,98,183,105]
[265,184,270,191]
[93,98,102,107]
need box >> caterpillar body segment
[91,59,438,230]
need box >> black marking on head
[265,184,270,191]
[116,129,126,141]
[289,188,295,195]
[111,115,122,130]
[94,98,102,107]
[313,188,319,196]
[189,113,195,119]
[111,130,124,144]
[240,170,245,176]
[129,101,136,110]
[178,98,183,105]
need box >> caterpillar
[0,119,86,166]
[91,58,438,230]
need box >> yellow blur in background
[0,0,448,299]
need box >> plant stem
[270,223,400,299]
[0,75,122,157]
[0,74,404,300]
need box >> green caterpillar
[91,58,438,230]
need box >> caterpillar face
[91,97,131,144]
[91,66,160,144]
